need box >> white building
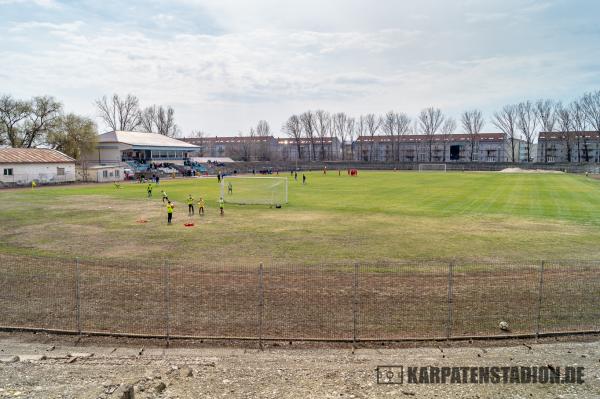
[0,148,76,187]
[82,131,199,169]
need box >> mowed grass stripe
[2,171,600,263]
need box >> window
[102,170,108,178]
[115,170,120,177]
[3,168,13,176]
[57,167,65,176]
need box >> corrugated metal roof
[0,148,75,164]
[99,131,199,148]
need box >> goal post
[418,163,447,172]
[221,176,288,205]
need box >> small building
[79,164,126,183]
[0,148,76,187]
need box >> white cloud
[0,0,58,8]
[0,0,598,135]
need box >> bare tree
[156,106,179,137]
[95,94,141,131]
[516,101,538,162]
[570,100,588,162]
[364,114,382,162]
[394,113,411,162]
[356,115,367,161]
[381,111,397,162]
[492,105,519,162]
[581,90,600,162]
[139,105,157,133]
[284,115,303,160]
[314,110,331,160]
[461,109,483,162]
[300,111,316,161]
[191,130,207,157]
[255,120,272,160]
[345,117,356,160]
[440,118,456,162]
[332,112,349,160]
[233,128,255,161]
[419,107,445,162]
[535,99,556,133]
[534,99,556,162]
[555,102,574,163]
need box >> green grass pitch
[1,171,600,264]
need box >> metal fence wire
[0,254,599,342]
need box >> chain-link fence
[0,254,598,342]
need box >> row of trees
[0,94,97,159]
[278,90,600,162]
[95,94,179,137]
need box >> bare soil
[0,332,599,398]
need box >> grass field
[1,170,600,264]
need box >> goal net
[418,163,447,172]
[221,176,288,205]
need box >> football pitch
[1,170,600,264]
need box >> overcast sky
[1,0,599,136]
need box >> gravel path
[0,335,599,398]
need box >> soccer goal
[418,163,447,172]
[221,176,288,205]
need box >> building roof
[539,131,600,140]
[0,148,75,164]
[183,136,277,145]
[190,157,235,163]
[356,133,505,143]
[277,137,339,145]
[99,131,199,148]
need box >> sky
[1,0,599,136]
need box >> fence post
[352,262,358,350]
[164,259,171,347]
[75,257,81,335]
[535,260,545,339]
[258,262,264,350]
[446,262,454,340]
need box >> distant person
[187,194,195,216]
[217,173,221,183]
[294,171,298,181]
[198,197,205,216]
[161,190,169,203]
[252,169,255,175]
[302,174,306,185]
[147,183,153,198]
[228,181,233,195]
[219,197,224,216]
[290,170,293,176]
[156,175,160,185]
[166,201,174,224]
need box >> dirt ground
[0,333,599,398]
